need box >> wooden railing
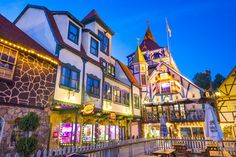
[5,137,236,157]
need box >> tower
[131,46,149,102]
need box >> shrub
[16,137,38,157]
[19,112,40,132]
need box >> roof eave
[82,16,115,36]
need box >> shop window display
[110,125,119,140]
[60,123,80,145]
[83,124,95,142]
[97,125,108,141]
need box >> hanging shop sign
[110,112,116,120]
[82,104,95,115]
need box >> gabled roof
[219,66,236,90]
[52,11,84,27]
[117,60,140,88]
[0,14,59,64]
[139,26,162,51]
[14,4,102,67]
[82,9,114,35]
[149,61,204,91]
[132,46,147,64]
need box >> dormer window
[90,37,98,56]
[98,30,109,55]
[68,22,80,44]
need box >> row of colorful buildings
[0,4,235,154]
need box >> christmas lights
[0,38,58,64]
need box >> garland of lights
[0,38,58,64]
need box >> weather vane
[136,38,140,45]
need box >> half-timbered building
[127,26,206,138]
[217,66,236,138]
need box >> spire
[139,25,162,51]
[144,26,155,41]
[133,46,146,64]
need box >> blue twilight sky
[1,0,236,80]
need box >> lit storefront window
[98,125,108,141]
[60,123,80,145]
[83,124,95,142]
[110,125,119,140]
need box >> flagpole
[165,17,170,52]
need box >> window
[86,75,100,97]
[98,30,109,54]
[134,95,139,109]
[121,91,129,106]
[0,44,17,80]
[101,60,107,72]
[0,117,4,143]
[108,64,115,76]
[180,127,192,138]
[68,22,80,44]
[141,74,146,85]
[192,127,204,138]
[113,88,121,103]
[60,64,80,90]
[161,82,171,93]
[104,83,112,100]
[90,37,98,56]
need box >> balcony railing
[143,110,205,123]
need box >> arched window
[0,116,5,143]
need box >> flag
[166,18,172,38]
[205,103,224,142]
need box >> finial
[136,38,140,46]
[147,19,150,27]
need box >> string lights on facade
[0,38,59,65]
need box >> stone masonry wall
[0,50,57,108]
[0,105,50,155]
[0,48,57,155]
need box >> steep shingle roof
[117,60,140,88]
[139,26,162,51]
[132,46,147,64]
[0,14,59,63]
[82,9,114,35]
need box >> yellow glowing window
[0,44,18,80]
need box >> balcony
[143,109,205,123]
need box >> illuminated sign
[82,104,95,115]
[110,112,116,120]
